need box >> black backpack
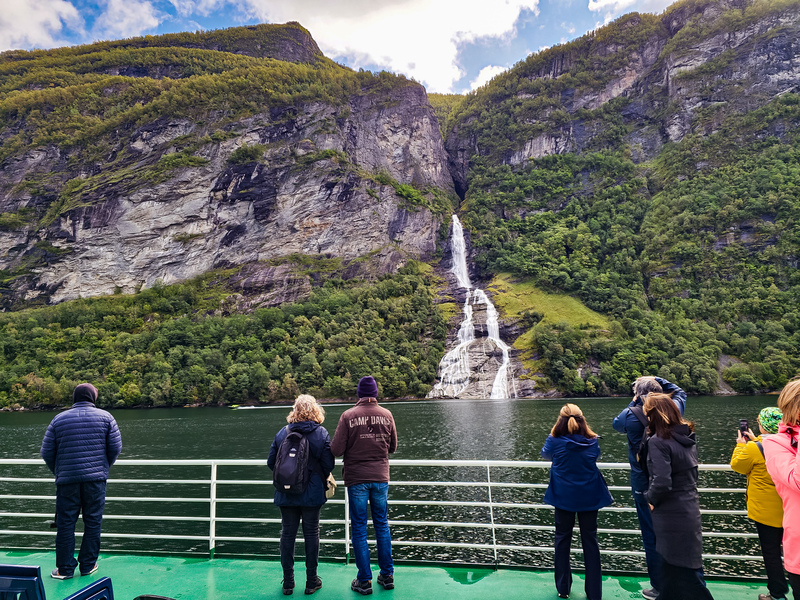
[273,427,310,495]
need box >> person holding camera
[613,376,687,600]
[764,378,800,600]
[730,407,787,600]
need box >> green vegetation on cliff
[460,93,800,395]
[0,262,446,409]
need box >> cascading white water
[428,216,516,399]
[474,289,516,399]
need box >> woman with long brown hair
[643,393,713,600]
[541,404,612,600]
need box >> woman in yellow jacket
[730,407,787,600]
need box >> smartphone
[739,419,749,439]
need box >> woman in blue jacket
[542,403,613,600]
[268,395,335,596]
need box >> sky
[2,0,676,94]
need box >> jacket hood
[287,421,321,434]
[563,434,599,449]
[672,423,696,447]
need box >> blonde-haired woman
[542,404,612,600]
[643,393,713,600]
[764,378,800,600]
[268,395,335,596]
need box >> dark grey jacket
[644,424,703,569]
[40,401,122,485]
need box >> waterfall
[428,216,516,399]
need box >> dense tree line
[460,93,800,395]
[0,263,446,409]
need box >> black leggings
[279,505,322,584]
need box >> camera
[739,419,750,440]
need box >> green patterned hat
[759,407,783,434]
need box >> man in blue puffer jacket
[41,383,122,580]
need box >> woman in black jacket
[268,395,335,596]
[643,393,714,600]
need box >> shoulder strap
[756,441,765,458]
[630,405,648,428]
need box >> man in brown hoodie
[331,375,397,595]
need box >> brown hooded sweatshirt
[330,398,397,486]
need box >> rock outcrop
[445,0,800,182]
[0,74,453,307]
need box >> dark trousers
[659,559,714,600]
[55,481,107,576]
[554,508,602,600]
[633,490,662,591]
[279,506,321,585]
[788,571,800,600]
[755,521,789,599]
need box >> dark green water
[0,394,777,462]
[0,395,778,575]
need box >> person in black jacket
[268,395,335,596]
[643,393,714,600]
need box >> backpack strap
[756,441,765,458]
[630,405,648,428]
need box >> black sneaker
[351,579,373,595]
[305,577,322,595]
[377,574,394,590]
[282,579,295,595]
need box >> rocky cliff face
[445,0,800,181]
[0,63,453,307]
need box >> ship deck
[0,550,770,600]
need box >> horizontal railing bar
[106,497,209,503]
[0,459,735,470]
[109,479,211,485]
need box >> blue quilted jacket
[40,401,123,484]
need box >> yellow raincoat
[730,436,784,528]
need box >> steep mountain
[443,0,800,395]
[0,23,454,309]
[2,0,800,408]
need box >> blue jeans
[634,490,661,591]
[348,482,393,582]
[55,481,107,576]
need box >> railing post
[487,464,498,567]
[209,462,217,559]
[344,485,351,564]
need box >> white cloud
[561,22,576,34]
[0,0,83,50]
[587,0,636,12]
[167,0,226,18]
[237,0,540,93]
[469,65,506,90]
[590,0,674,14]
[93,0,161,40]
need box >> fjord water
[0,395,775,462]
[0,395,775,575]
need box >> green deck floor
[0,550,770,600]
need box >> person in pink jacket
[764,378,800,600]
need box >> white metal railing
[0,459,757,569]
